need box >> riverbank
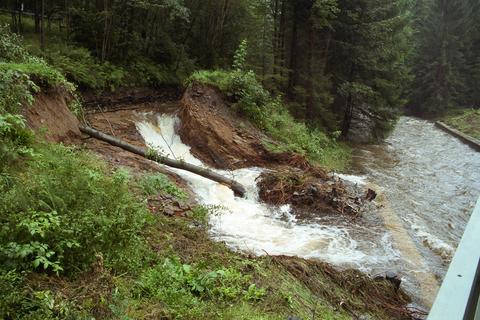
[435,121,480,152]
[440,109,480,141]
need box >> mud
[257,167,375,219]
[82,86,182,112]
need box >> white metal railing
[428,197,480,320]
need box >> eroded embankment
[24,86,418,319]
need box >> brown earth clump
[25,90,81,143]
[257,167,373,219]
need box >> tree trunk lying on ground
[79,126,247,197]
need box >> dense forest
[1,0,480,319]
[3,0,478,136]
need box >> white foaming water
[136,114,399,271]
[335,173,367,186]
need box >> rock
[365,188,377,201]
[344,104,377,143]
[374,271,402,291]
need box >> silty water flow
[350,117,480,286]
[136,114,480,307]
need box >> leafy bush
[0,24,31,62]
[37,45,127,91]
[127,57,181,86]
[0,25,72,91]
[0,69,38,114]
[0,144,151,274]
[0,62,73,90]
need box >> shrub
[0,24,30,62]
[34,44,127,91]
[0,144,151,274]
[0,62,72,90]
[0,114,34,171]
[0,68,38,114]
[127,57,181,86]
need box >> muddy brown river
[350,116,480,306]
[137,113,480,310]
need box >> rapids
[136,114,480,308]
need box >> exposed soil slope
[25,90,81,143]
[179,83,273,169]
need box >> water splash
[136,114,400,272]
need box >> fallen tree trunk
[79,126,247,197]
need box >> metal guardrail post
[428,197,480,320]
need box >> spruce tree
[410,0,469,115]
[332,0,412,137]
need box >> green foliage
[410,0,470,114]
[0,114,34,170]
[0,270,89,320]
[0,24,31,62]
[127,58,184,87]
[0,25,72,92]
[233,40,249,71]
[188,63,350,170]
[36,44,126,91]
[187,69,231,90]
[138,173,187,200]
[187,205,210,225]
[0,62,73,90]
[0,144,150,274]
[0,69,38,114]
[136,256,265,318]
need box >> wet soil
[257,167,376,219]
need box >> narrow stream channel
[136,114,480,309]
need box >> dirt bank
[179,83,312,170]
[25,90,81,143]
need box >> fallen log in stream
[79,126,247,197]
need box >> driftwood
[79,126,247,197]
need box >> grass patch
[138,173,188,200]
[441,108,480,140]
